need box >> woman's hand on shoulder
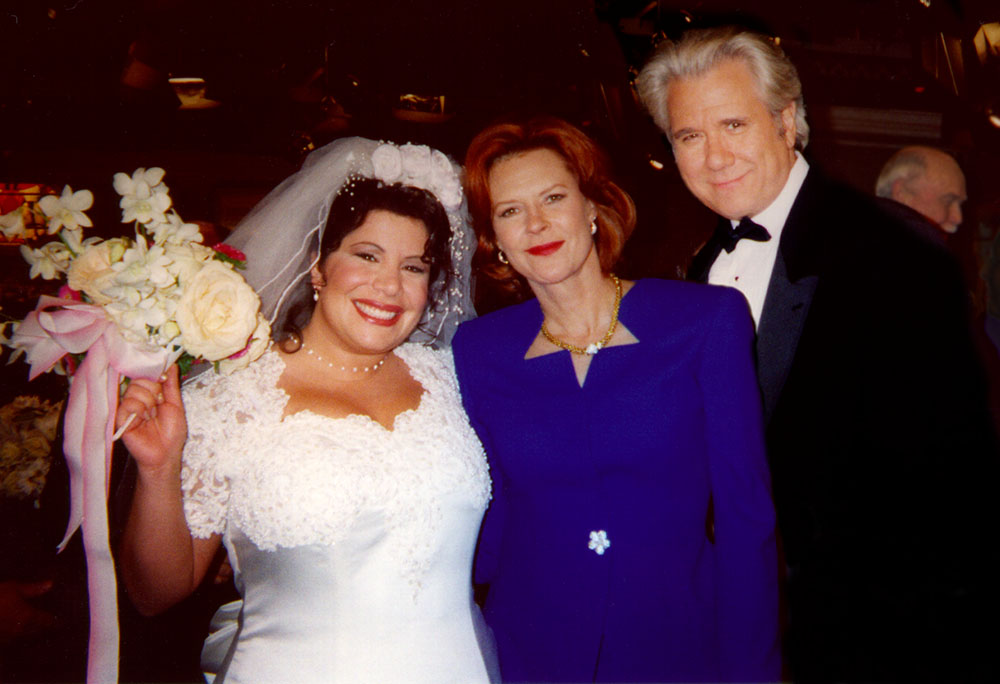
[116,365,187,473]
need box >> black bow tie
[717,217,771,253]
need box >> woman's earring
[590,219,598,236]
[313,288,320,302]
[498,250,509,265]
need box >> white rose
[371,144,403,183]
[428,150,463,209]
[175,261,261,361]
[67,242,117,304]
[218,314,271,375]
[429,150,455,186]
[399,144,432,182]
[438,179,463,211]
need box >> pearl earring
[590,219,598,235]
[498,250,509,265]
[313,288,320,302]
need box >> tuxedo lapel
[755,170,825,423]
[755,251,817,422]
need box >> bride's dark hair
[276,178,453,349]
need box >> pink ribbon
[18,295,171,683]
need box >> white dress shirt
[708,153,809,328]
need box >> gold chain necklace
[540,275,622,356]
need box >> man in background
[875,145,967,236]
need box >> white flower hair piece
[369,142,464,211]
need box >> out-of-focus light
[974,23,1000,65]
[914,85,926,93]
[649,159,665,170]
[988,106,1000,128]
[918,0,931,8]
[773,36,781,47]
[168,77,220,109]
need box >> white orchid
[112,167,167,197]
[112,238,174,289]
[38,185,94,235]
[0,207,28,240]
[114,168,171,225]
[101,282,144,309]
[20,241,73,280]
[60,227,86,255]
[151,211,203,246]
[134,292,173,329]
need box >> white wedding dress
[179,344,496,684]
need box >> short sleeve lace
[179,344,491,563]
[181,350,287,538]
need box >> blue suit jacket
[453,279,780,683]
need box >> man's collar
[732,152,809,237]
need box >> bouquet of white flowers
[0,168,270,683]
[3,167,270,377]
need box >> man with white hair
[638,25,998,682]
[875,145,967,235]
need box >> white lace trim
[180,344,490,588]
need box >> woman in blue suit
[452,117,780,683]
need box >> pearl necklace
[302,342,387,373]
[540,275,622,356]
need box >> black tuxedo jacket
[689,169,999,680]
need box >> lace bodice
[180,343,491,590]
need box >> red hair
[464,116,636,297]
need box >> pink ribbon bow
[16,295,172,683]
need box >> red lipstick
[353,299,403,326]
[526,241,564,256]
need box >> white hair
[636,26,809,150]
[875,147,932,198]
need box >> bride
[115,138,495,683]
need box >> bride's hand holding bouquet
[1,167,269,683]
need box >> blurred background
[3,0,999,290]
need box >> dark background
[3,0,999,288]
[1,1,998,681]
